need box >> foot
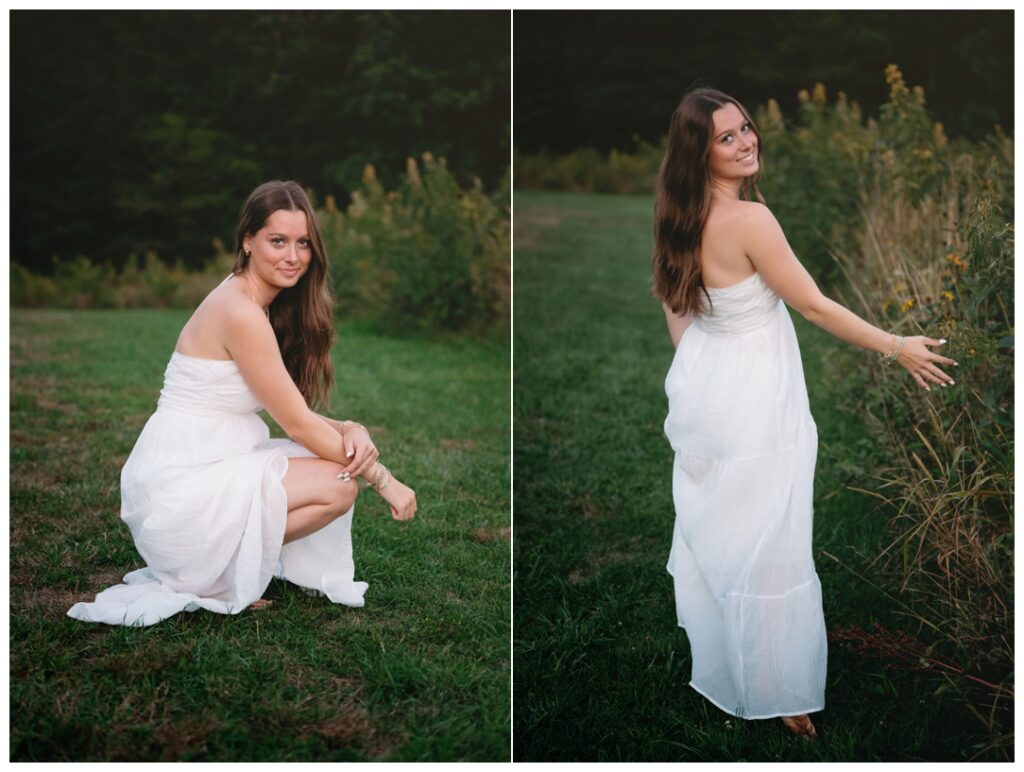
[780,714,817,741]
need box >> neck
[241,270,280,311]
[709,175,744,201]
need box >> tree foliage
[11,10,510,271]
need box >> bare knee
[325,474,359,519]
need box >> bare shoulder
[735,200,776,227]
[177,279,269,358]
[708,198,774,232]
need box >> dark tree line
[515,10,1012,153]
[12,10,510,271]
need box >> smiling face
[707,102,759,182]
[242,208,313,289]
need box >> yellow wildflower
[797,88,810,103]
[812,83,827,105]
[885,64,910,98]
[362,164,377,183]
[947,252,965,269]
[933,122,948,146]
[406,156,422,188]
[942,291,955,302]
[900,298,916,313]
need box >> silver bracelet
[883,334,905,364]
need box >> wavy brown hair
[652,88,765,316]
[232,180,334,408]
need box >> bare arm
[662,303,695,349]
[742,204,956,389]
[222,303,350,463]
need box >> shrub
[322,154,510,334]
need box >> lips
[738,150,758,164]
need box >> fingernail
[949,379,955,385]
[939,339,947,344]
[347,450,355,457]
[954,362,960,366]
[941,383,947,388]
[925,386,931,391]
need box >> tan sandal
[780,714,817,741]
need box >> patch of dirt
[313,698,377,748]
[576,493,607,521]
[154,712,222,761]
[19,568,124,615]
[566,547,641,585]
[440,438,480,450]
[471,526,511,543]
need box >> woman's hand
[898,336,958,390]
[379,477,417,521]
[339,425,378,478]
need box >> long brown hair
[232,180,334,408]
[652,88,765,316]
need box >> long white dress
[67,351,368,626]
[663,271,827,719]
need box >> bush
[11,159,511,337]
[513,139,662,195]
[322,154,510,334]
[808,68,1013,755]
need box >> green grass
[10,309,510,762]
[512,190,992,762]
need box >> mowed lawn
[512,190,987,762]
[10,309,510,762]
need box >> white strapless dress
[67,351,368,626]
[664,272,827,719]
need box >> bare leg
[280,457,360,545]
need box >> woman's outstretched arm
[742,203,957,390]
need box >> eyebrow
[714,120,750,140]
[268,232,310,238]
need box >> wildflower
[912,85,926,104]
[812,82,827,105]
[946,252,965,270]
[885,64,910,99]
[933,122,948,146]
[362,164,377,184]
[406,157,422,188]
[325,195,337,213]
[942,291,955,302]
[797,88,810,103]
[900,298,916,313]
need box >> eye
[271,237,284,246]
[298,238,311,248]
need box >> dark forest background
[515,10,1012,153]
[11,10,510,272]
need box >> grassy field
[10,310,510,761]
[512,190,991,762]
